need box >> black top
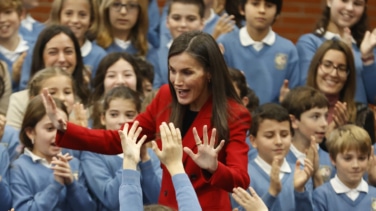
[181,109,199,138]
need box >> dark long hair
[168,31,241,142]
[30,25,90,105]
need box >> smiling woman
[42,31,251,210]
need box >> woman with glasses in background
[306,39,375,145]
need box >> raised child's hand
[294,158,314,192]
[232,187,268,211]
[152,122,184,176]
[41,89,67,131]
[268,157,282,196]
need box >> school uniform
[81,149,161,210]
[104,39,160,82]
[10,148,97,211]
[0,36,30,92]
[232,156,311,211]
[0,144,12,211]
[0,125,21,161]
[153,40,171,88]
[120,170,202,211]
[217,27,300,104]
[318,146,336,183]
[296,32,376,104]
[313,175,376,211]
[19,14,45,43]
[81,39,107,80]
[147,0,160,48]
[286,146,313,191]
[53,84,251,210]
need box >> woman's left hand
[183,126,225,173]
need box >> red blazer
[56,85,251,210]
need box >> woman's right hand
[41,88,67,132]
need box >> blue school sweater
[232,160,311,211]
[286,150,314,192]
[120,170,202,211]
[81,149,162,210]
[0,125,21,161]
[313,180,376,211]
[296,33,376,104]
[154,43,169,88]
[82,42,107,79]
[318,147,336,183]
[217,29,300,104]
[147,0,160,48]
[104,42,160,81]
[10,154,97,211]
[245,136,258,161]
[0,144,12,211]
[19,21,45,43]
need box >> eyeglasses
[110,2,140,13]
[319,61,349,77]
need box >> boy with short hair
[217,0,300,104]
[282,86,335,184]
[153,0,204,88]
[0,0,30,92]
[313,124,376,210]
[233,103,313,211]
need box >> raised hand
[183,126,225,173]
[268,157,282,196]
[306,136,323,187]
[360,28,376,60]
[327,101,348,137]
[341,27,353,49]
[70,103,88,127]
[212,13,235,39]
[232,187,268,211]
[294,158,314,192]
[51,153,74,185]
[279,79,289,103]
[118,121,147,170]
[152,122,184,176]
[41,88,67,131]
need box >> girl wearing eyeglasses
[296,0,376,105]
[306,39,375,145]
[96,0,160,79]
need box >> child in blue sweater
[10,96,96,211]
[282,86,335,184]
[81,86,161,210]
[119,121,201,211]
[0,0,31,92]
[19,0,44,43]
[154,0,205,88]
[232,103,313,211]
[217,0,300,104]
[313,124,376,211]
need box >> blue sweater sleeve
[361,61,376,104]
[312,188,327,211]
[295,190,313,211]
[0,146,12,211]
[172,173,202,211]
[139,159,161,204]
[119,169,143,211]
[261,191,277,210]
[296,34,322,85]
[286,45,301,89]
[65,179,97,211]
[19,47,34,90]
[81,152,121,210]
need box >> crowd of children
[0,0,376,210]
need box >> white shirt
[21,14,36,31]
[80,39,92,57]
[290,144,306,165]
[114,38,131,50]
[166,39,173,49]
[239,27,276,51]
[330,175,368,201]
[316,29,356,44]
[24,148,51,168]
[0,36,29,62]
[255,155,291,179]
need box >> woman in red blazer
[42,31,251,211]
